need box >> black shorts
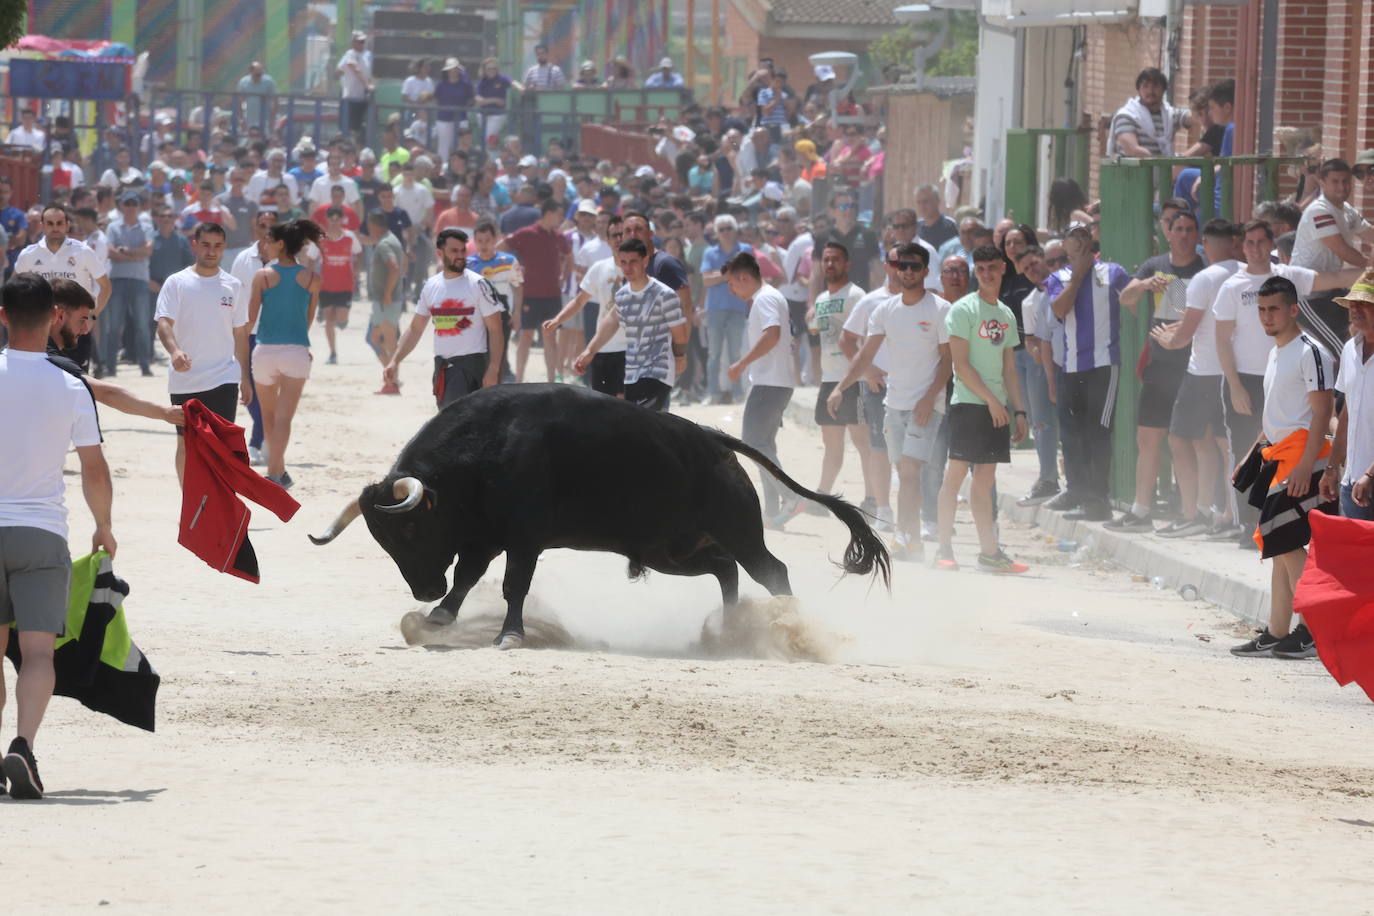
[433,353,488,408]
[787,299,808,339]
[1137,345,1189,429]
[172,382,238,437]
[946,402,1011,465]
[521,296,561,327]
[590,350,625,397]
[625,378,672,412]
[815,381,859,426]
[319,290,352,309]
[1168,373,1226,440]
[861,385,887,450]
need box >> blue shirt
[1042,262,1131,373]
[257,264,312,346]
[0,205,26,259]
[150,230,194,283]
[700,243,753,313]
[107,218,152,281]
[644,71,685,88]
[498,204,539,236]
[435,75,475,122]
[467,251,519,309]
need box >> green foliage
[926,11,978,78]
[867,11,977,79]
[869,26,917,75]
[0,0,24,51]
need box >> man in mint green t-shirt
[935,245,1030,574]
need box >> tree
[0,0,25,51]
[868,11,977,80]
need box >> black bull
[310,384,890,648]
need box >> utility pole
[685,0,695,94]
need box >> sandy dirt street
[10,323,1374,914]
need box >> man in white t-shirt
[385,227,503,408]
[828,242,951,559]
[807,241,872,511]
[723,250,797,522]
[1230,276,1334,660]
[15,205,112,372]
[1150,218,1242,539]
[307,152,361,209]
[545,250,627,397]
[0,273,114,800]
[155,222,250,482]
[1213,219,1358,543]
[337,31,373,140]
[1323,273,1374,522]
[6,107,46,152]
[839,259,901,531]
[1291,158,1374,354]
[561,201,610,376]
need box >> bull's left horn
[309,498,362,545]
[375,476,426,514]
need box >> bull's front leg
[495,548,539,649]
[426,547,499,625]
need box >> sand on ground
[11,321,1374,914]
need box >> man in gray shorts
[827,243,952,560]
[0,272,117,800]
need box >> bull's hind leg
[711,522,792,598]
[645,542,741,607]
[427,546,500,625]
[495,548,539,649]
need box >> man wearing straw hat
[1321,271,1374,523]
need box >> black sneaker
[3,737,43,799]
[1204,521,1243,541]
[1043,490,1082,512]
[1065,499,1112,522]
[1017,479,1060,507]
[1103,511,1154,532]
[1157,516,1210,538]
[1272,624,1317,659]
[1230,628,1282,657]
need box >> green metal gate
[1003,128,1092,228]
[1097,155,1300,502]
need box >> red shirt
[503,223,569,298]
[435,206,477,233]
[318,233,360,292]
[311,203,359,231]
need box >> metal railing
[1098,153,1302,503]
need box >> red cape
[1292,512,1374,702]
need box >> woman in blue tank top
[247,219,322,489]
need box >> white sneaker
[248,446,266,466]
[920,521,937,543]
[875,507,895,533]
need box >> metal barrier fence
[130,87,694,162]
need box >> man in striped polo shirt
[1043,224,1131,521]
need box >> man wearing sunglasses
[828,243,950,559]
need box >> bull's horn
[375,476,426,514]
[309,498,361,545]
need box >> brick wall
[1081,21,1165,196]
[1274,1,1328,144]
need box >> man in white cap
[806,65,837,108]
[337,31,373,141]
[645,57,684,89]
[561,199,610,374]
[434,57,475,165]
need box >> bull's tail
[709,428,891,590]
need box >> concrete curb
[777,385,1271,625]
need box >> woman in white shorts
[248,218,322,489]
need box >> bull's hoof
[426,607,457,626]
[494,631,525,650]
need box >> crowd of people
[6,55,1374,796]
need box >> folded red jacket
[179,399,300,583]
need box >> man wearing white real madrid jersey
[14,205,110,371]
